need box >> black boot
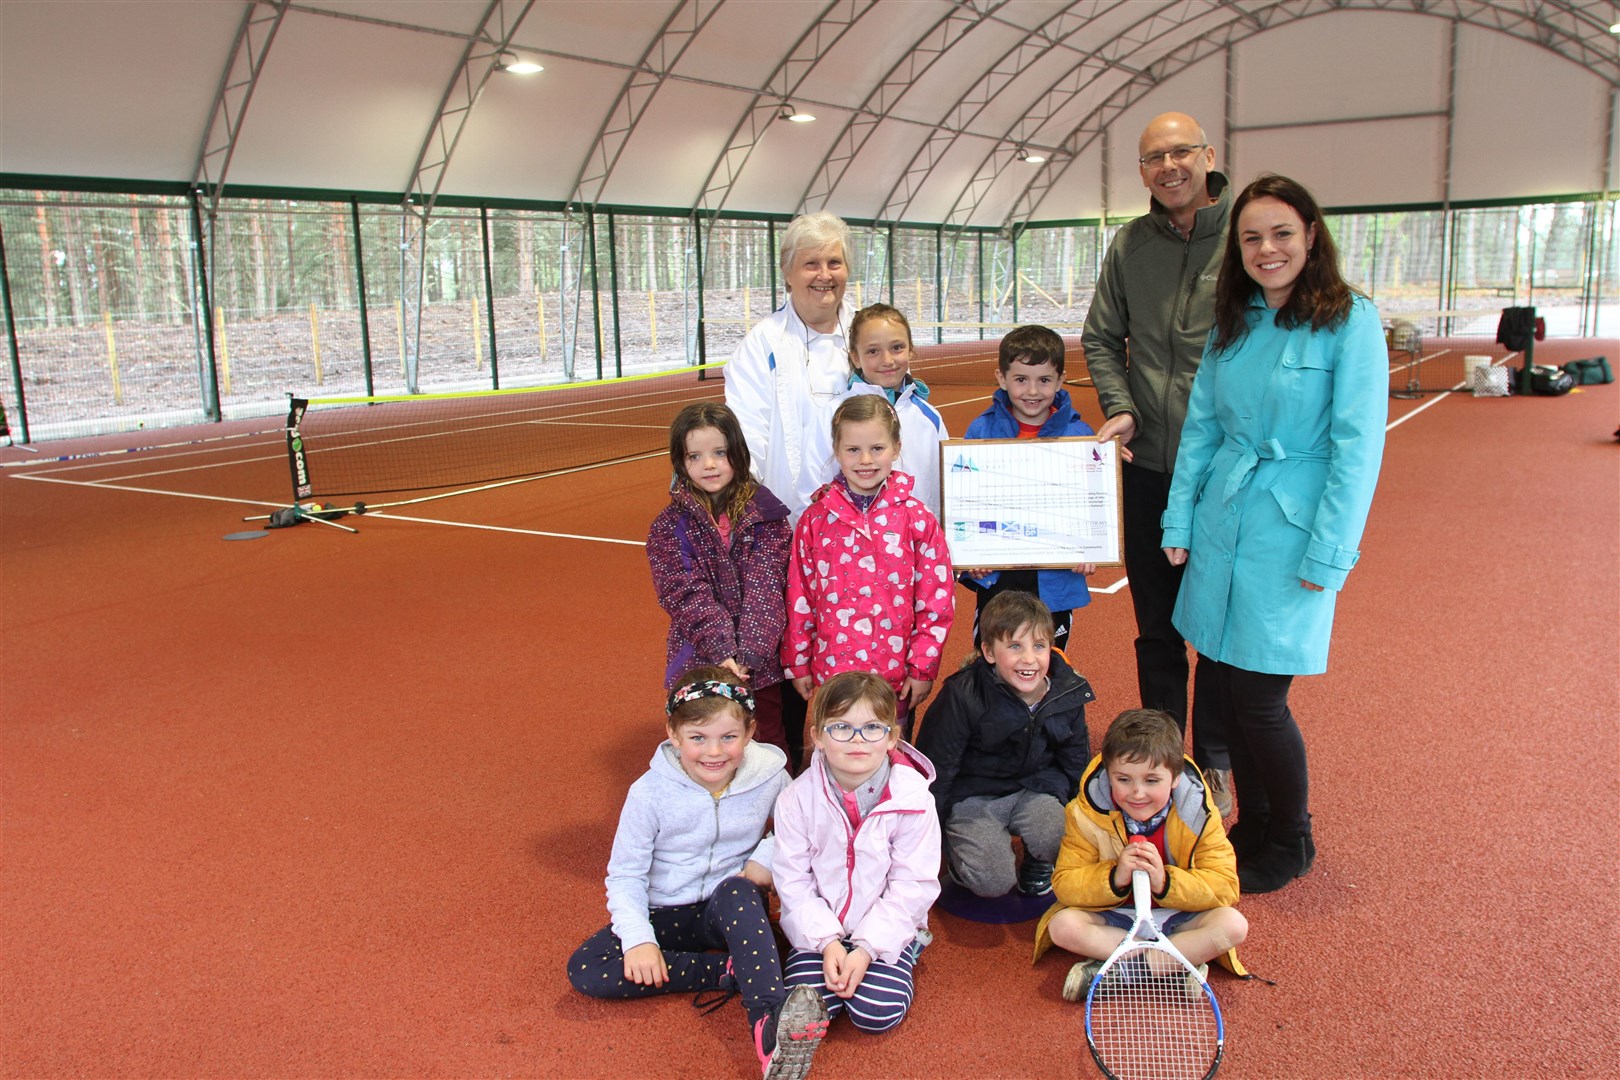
[1225,815,1269,862]
[1016,856,1055,896]
[1238,822,1313,894]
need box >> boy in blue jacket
[959,325,1096,650]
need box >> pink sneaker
[753,985,829,1080]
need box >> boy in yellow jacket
[1033,709,1248,998]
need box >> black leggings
[1199,658,1305,832]
[567,877,784,1013]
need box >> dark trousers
[1199,659,1306,833]
[566,877,784,1012]
[1122,462,1227,770]
[781,686,808,774]
[750,682,789,759]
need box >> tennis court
[3,356,1615,1079]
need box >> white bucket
[1463,355,1492,388]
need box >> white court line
[11,472,284,508]
[366,512,645,546]
[13,366,1469,558]
[1094,375,1462,596]
[1386,381,1469,431]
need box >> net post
[285,396,313,501]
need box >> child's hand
[1072,562,1097,576]
[899,676,934,712]
[836,946,872,999]
[1113,836,1167,894]
[962,567,991,579]
[1163,547,1188,567]
[791,676,813,701]
[720,657,751,681]
[821,941,848,994]
[740,859,773,890]
[623,942,668,987]
[822,942,872,999]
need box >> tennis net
[279,336,1086,504]
[1382,309,1519,395]
[285,365,724,501]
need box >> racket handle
[1131,868,1150,920]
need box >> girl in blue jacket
[1161,175,1386,894]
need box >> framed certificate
[938,437,1123,568]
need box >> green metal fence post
[768,219,778,310]
[977,232,985,340]
[188,188,223,422]
[0,222,29,443]
[694,214,708,379]
[480,205,500,388]
[587,209,604,381]
[349,196,374,396]
[886,223,895,305]
[607,210,622,378]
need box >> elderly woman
[1161,174,1387,893]
[725,211,854,519]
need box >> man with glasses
[1082,111,1234,814]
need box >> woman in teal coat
[1160,174,1386,894]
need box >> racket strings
[1087,945,1221,1080]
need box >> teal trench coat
[1160,294,1387,675]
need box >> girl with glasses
[773,671,942,1037]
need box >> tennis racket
[1084,865,1224,1080]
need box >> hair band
[666,679,755,717]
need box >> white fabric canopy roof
[1,0,1614,224]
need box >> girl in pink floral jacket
[782,395,955,729]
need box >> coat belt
[1220,437,1331,504]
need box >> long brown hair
[1210,174,1357,353]
[667,402,757,522]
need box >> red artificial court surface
[2,359,1617,1079]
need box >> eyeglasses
[1139,144,1207,170]
[823,721,894,743]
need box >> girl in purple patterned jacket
[648,402,794,757]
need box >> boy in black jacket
[916,591,1095,897]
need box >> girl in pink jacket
[782,395,955,728]
[773,672,942,1034]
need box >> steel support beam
[560,0,723,383]
[691,0,876,240]
[797,0,1006,214]
[190,0,289,419]
[1000,0,1620,235]
[398,0,535,393]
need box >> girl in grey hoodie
[567,667,828,1079]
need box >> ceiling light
[1611,22,1620,33]
[1016,146,1046,164]
[778,103,815,123]
[496,51,543,75]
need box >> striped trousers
[783,939,919,1033]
